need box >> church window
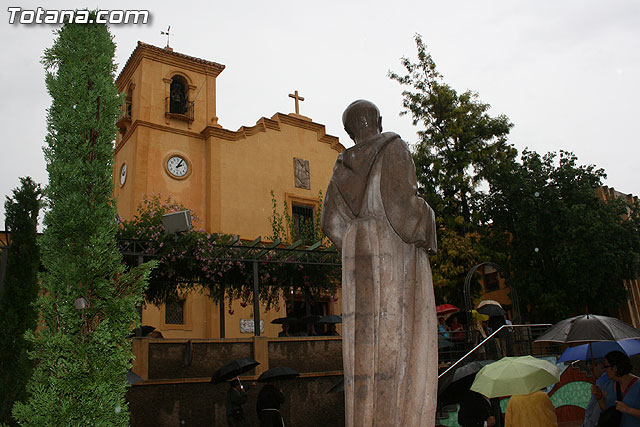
[169,75,188,115]
[292,204,314,243]
[126,86,133,118]
[165,300,185,324]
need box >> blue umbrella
[558,339,640,362]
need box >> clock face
[120,163,127,186]
[167,155,189,178]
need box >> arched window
[126,86,133,118]
[169,75,188,115]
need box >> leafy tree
[12,17,155,426]
[483,150,640,323]
[0,177,41,426]
[429,228,482,305]
[389,34,515,230]
[389,34,515,302]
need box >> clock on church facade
[113,42,344,339]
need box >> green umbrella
[470,355,561,398]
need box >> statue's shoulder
[381,131,401,141]
[380,132,410,153]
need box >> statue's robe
[321,132,438,427]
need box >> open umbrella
[471,310,490,322]
[535,314,640,344]
[558,339,640,362]
[300,315,322,324]
[536,314,640,380]
[129,325,156,337]
[258,366,299,382]
[470,356,561,398]
[436,304,459,316]
[210,357,260,384]
[476,300,506,317]
[438,360,495,399]
[271,317,299,325]
[318,314,342,324]
[126,370,144,385]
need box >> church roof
[117,41,225,88]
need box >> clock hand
[177,160,184,168]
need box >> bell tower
[113,42,225,222]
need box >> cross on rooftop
[161,26,172,48]
[288,90,305,115]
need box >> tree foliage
[389,34,515,302]
[390,35,640,324]
[389,34,515,230]
[12,17,155,426]
[0,177,41,426]
[429,228,482,305]
[483,150,640,322]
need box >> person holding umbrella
[583,360,611,427]
[591,351,640,426]
[471,356,561,426]
[226,379,254,427]
[256,378,286,427]
[211,358,261,426]
[504,389,558,426]
[457,390,495,427]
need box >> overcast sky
[1,0,639,228]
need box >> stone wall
[127,336,344,426]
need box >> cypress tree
[0,177,41,426]
[12,15,155,426]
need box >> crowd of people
[454,351,640,427]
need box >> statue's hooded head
[342,100,382,144]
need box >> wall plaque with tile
[294,158,310,189]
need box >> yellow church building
[113,42,344,339]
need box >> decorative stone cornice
[201,114,344,153]
[273,113,344,152]
[117,41,225,90]
[115,120,204,154]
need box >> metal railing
[438,323,554,379]
[165,97,194,121]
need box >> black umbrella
[210,358,260,384]
[438,360,495,405]
[476,304,506,317]
[271,317,300,325]
[535,313,640,380]
[438,360,495,395]
[257,366,299,382]
[318,314,342,324]
[535,314,640,344]
[129,325,156,338]
[300,315,322,324]
[126,370,144,385]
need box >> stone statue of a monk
[321,100,438,426]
